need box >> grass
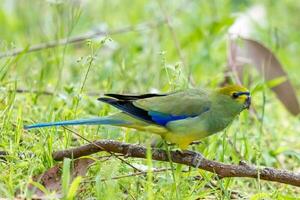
[0,0,300,199]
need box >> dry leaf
[27,158,94,198]
[228,37,300,115]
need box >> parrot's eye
[232,93,239,99]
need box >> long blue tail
[24,117,127,130]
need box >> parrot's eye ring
[232,93,239,99]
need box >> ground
[0,0,299,199]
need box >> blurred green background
[0,0,299,199]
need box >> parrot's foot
[151,137,175,148]
[124,145,135,158]
[151,138,164,148]
[172,149,204,167]
[174,150,203,167]
[191,152,204,168]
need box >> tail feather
[24,117,127,130]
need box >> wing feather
[98,89,211,126]
[134,89,211,116]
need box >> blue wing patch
[148,111,196,126]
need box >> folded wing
[98,89,211,127]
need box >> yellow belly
[164,132,203,150]
[122,123,205,150]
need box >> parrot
[24,85,251,149]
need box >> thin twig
[158,3,186,67]
[0,20,165,59]
[62,126,142,172]
[9,88,101,96]
[0,151,9,161]
[158,2,196,86]
[53,139,300,187]
[227,138,244,161]
[0,151,9,156]
[99,168,170,182]
[14,88,54,96]
[83,163,243,198]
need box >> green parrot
[25,85,251,149]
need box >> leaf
[228,37,300,115]
[27,158,94,198]
[29,163,62,197]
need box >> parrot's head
[217,85,251,109]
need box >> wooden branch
[52,139,300,187]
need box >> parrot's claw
[174,150,203,168]
[175,149,183,155]
[191,152,204,168]
[125,145,135,158]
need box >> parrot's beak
[244,96,251,109]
